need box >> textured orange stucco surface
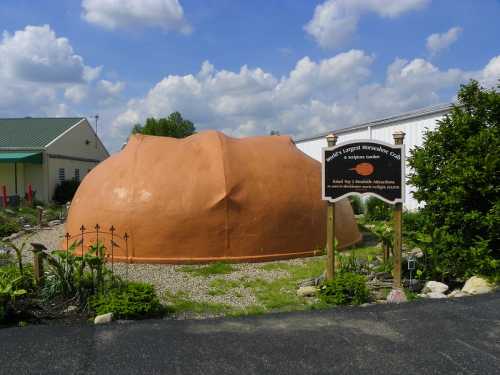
[66,131,361,263]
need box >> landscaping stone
[299,278,315,287]
[462,276,494,295]
[48,220,62,226]
[386,288,407,304]
[297,286,318,297]
[409,247,424,258]
[94,312,113,324]
[422,281,448,294]
[448,290,468,298]
[64,305,78,313]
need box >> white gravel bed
[11,225,321,311]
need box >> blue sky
[0,0,499,152]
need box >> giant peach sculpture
[66,131,361,263]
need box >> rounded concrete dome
[66,131,361,263]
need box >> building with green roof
[0,117,109,204]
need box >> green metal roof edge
[0,151,43,164]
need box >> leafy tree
[131,112,196,138]
[407,80,499,280]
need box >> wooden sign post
[322,133,405,284]
[392,131,405,288]
[325,133,338,281]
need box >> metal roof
[0,117,84,148]
[294,103,454,143]
[0,151,43,164]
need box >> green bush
[38,241,112,303]
[89,282,163,320]
[408,80,499,281]
[0,264,32,323]
[365,197,391,222]
[53,179,80,204]
[318,272,369,305]
[349,196,364,215]
[0,215,21,238]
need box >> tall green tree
[131,112,196,138]
[408,80,499,280]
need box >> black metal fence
[64,224,130,280]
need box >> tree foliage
[131,112,196,138]
[408,80,499,280]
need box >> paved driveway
[1,292,499,374]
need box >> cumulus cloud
[0,25,99,83]
[112,51,499,143]
[304,0,430,49]
[0,24,118,118]
[98,79,125,95]
[81,0,191,33]
[426,27,463,55]
[64,85,88,103]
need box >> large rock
[462,276,494,295]
[66,131,362,264]
[94,312,113,325]
[448,289,468,298]
[386,288,407,304]
[422,281,448,294]
[297,286,318,297]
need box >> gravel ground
[11,225,321,313]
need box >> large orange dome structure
[66,131,361,263]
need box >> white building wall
[295,112,447,210]
[45,119,109,202]
[47,119,108,160]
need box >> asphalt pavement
[1,292,499,374]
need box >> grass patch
[344,246,382,259]
[208,279,241,296]
[248,258,326,311]
[179,262,235,277]
[164,291,233,314]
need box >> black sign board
[322,140,404,204]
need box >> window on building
[75,168,80,182]
[58,168,65,183]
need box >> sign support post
[325,133,338,281]
[392,131,405,288]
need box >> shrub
[0,264,32,323]
[364,197,391,222]
[402,210,427,234]
[0,215,21,238]
[89,282,163,319]
[38,241,114,304]
[349,196,364,215]
[407,80,499,281]
[53,179,80,204]
[318,272,370,305]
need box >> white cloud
[304,0,430,49]
[98,79,125,95]
[81,0,191,33]
[0,25,99,83]
[479,56,500,87]
[0,24,123,124]
[64,85,88,103]
[426,27,463,55]
[112,50,500,142]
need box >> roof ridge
[294,102,456,143]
